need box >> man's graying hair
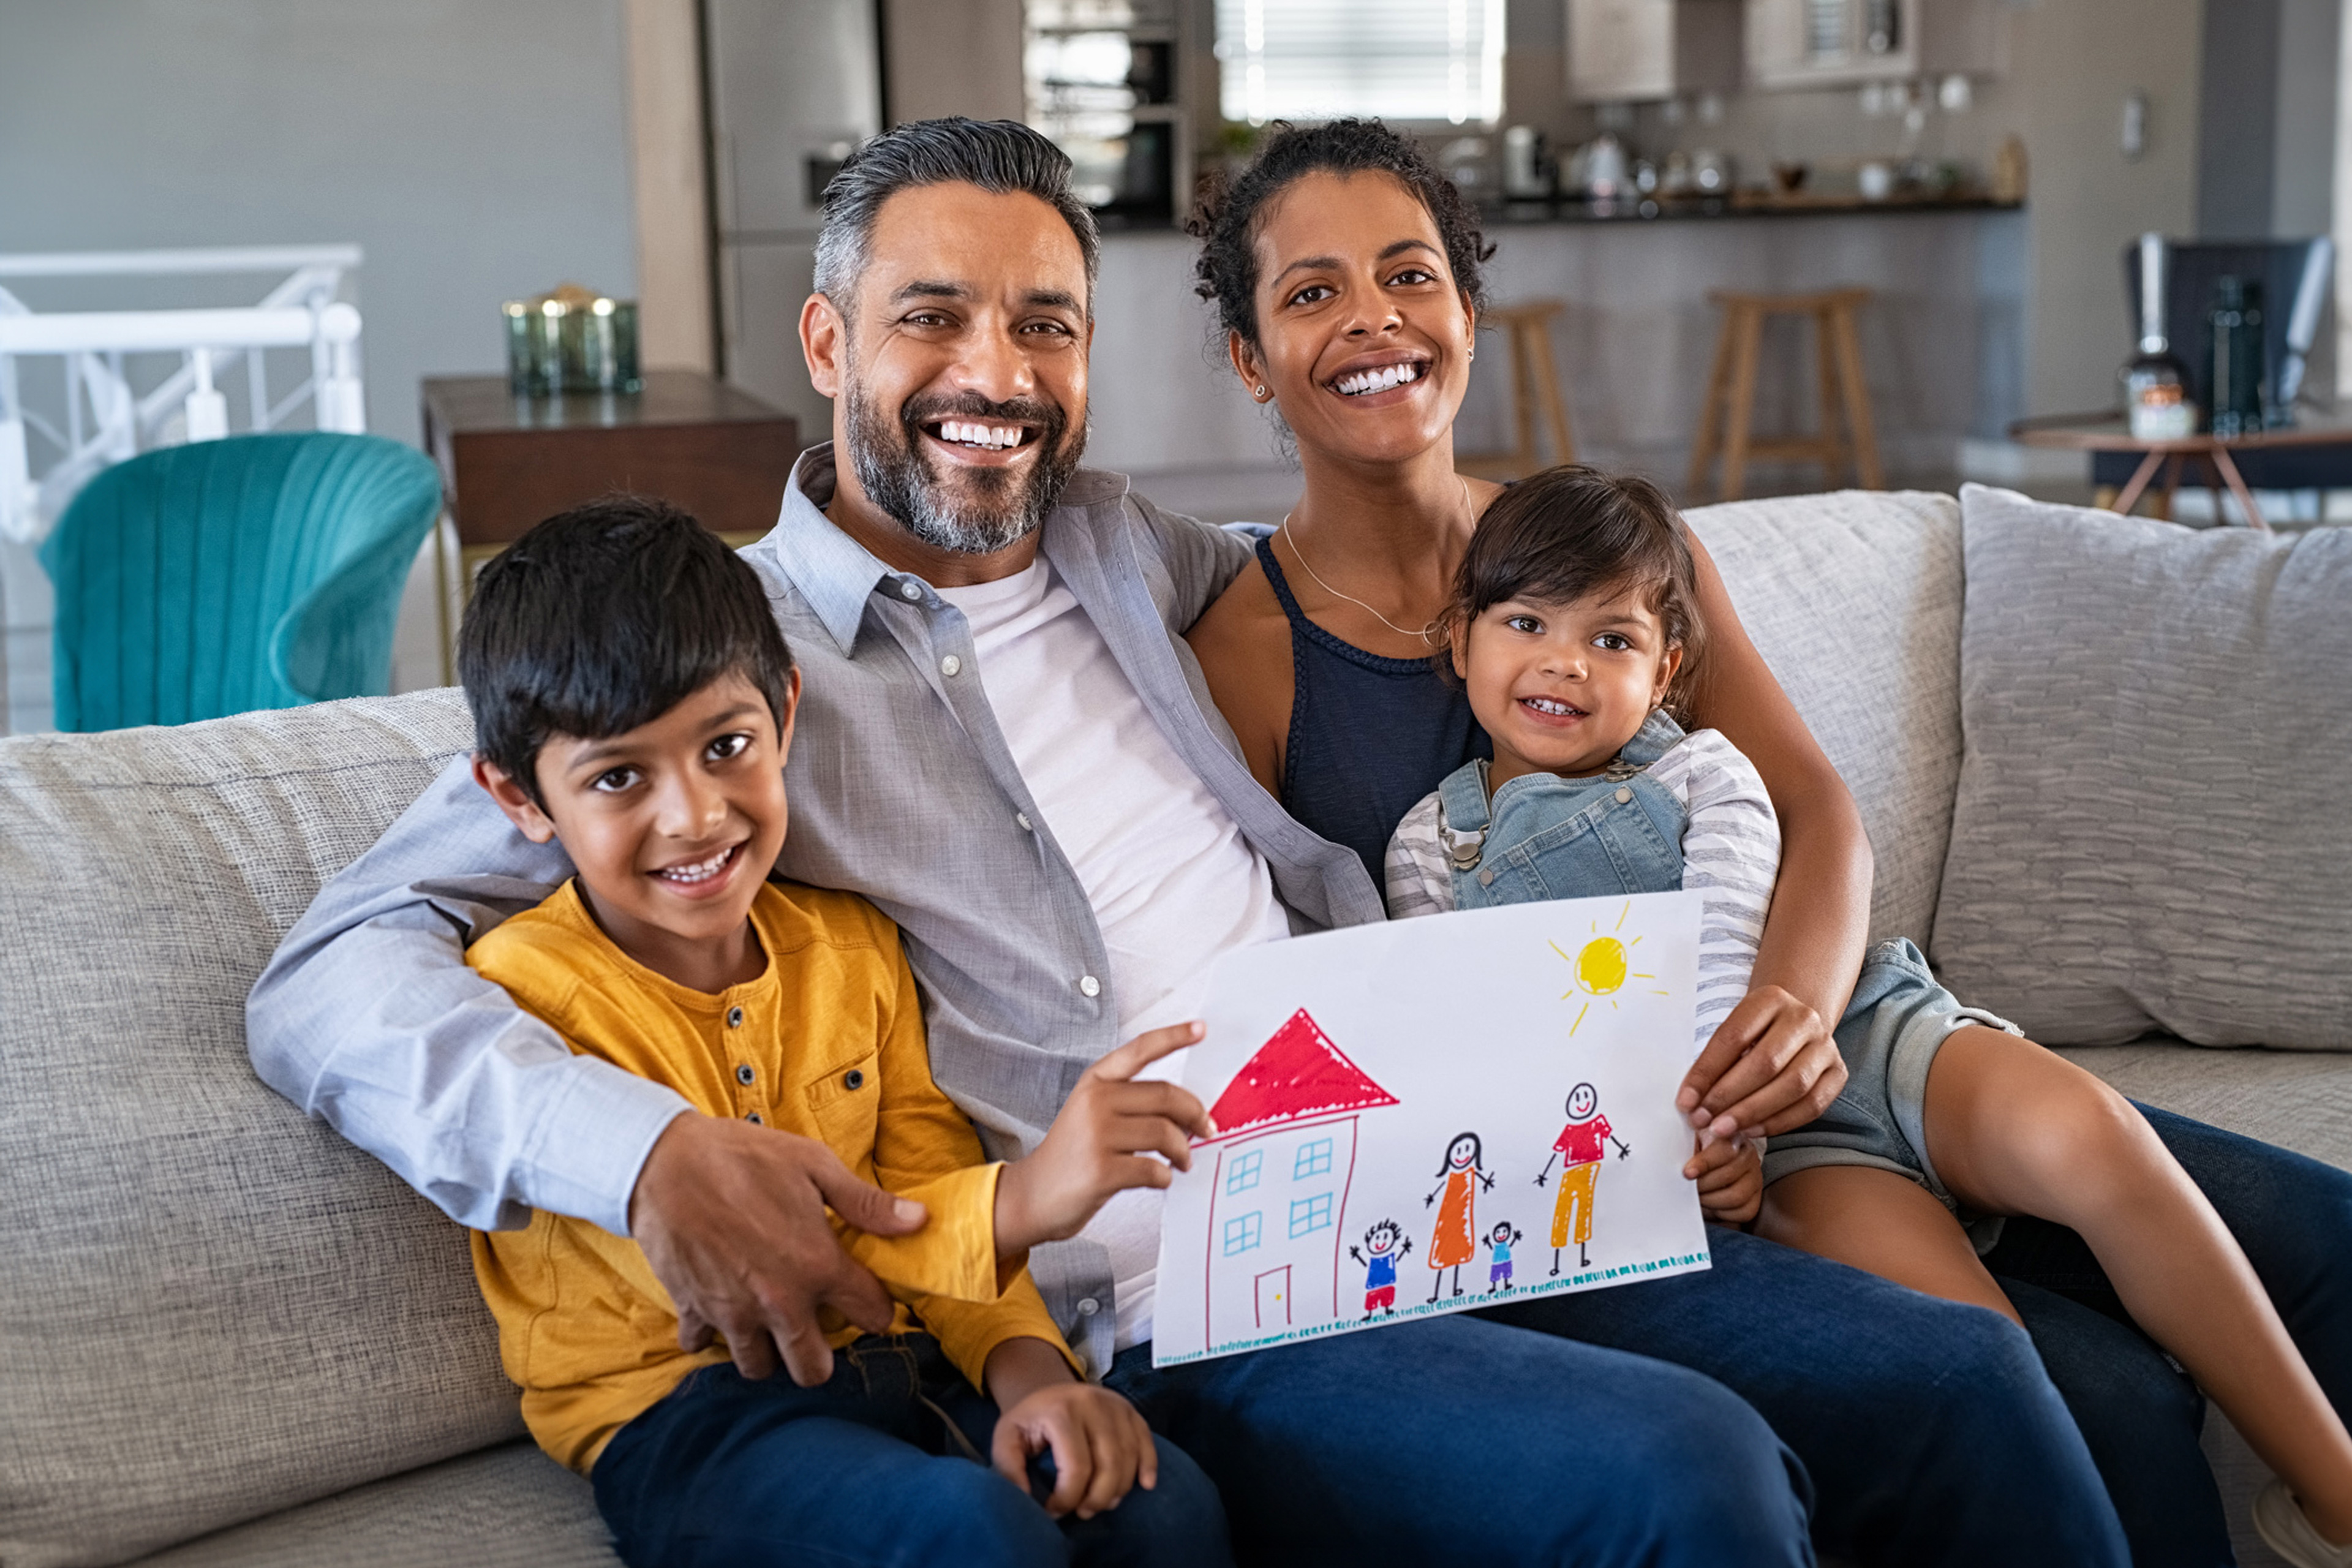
[813,117,1101,311]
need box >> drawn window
[1223,1212,1263,1255]
[1225,1150,1262,1194]
[1292,1138,1333,1180]
[1287,1193,1333,1238]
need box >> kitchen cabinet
[1567,0,1743,104]
[1744,0,2007,89]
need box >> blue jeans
[1979,1104,2352,1568]
[1107,1313,1815,1567]
[592,1334,1230,1568]
[1477,1226,2130,1567]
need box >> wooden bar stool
[1459,300,1577,480]
[1687,287,1882,501]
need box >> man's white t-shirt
[936,557,1291,1351]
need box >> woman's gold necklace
[1278,476,1476,645]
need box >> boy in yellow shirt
[456,497,1231,1567]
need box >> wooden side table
[2008,409,2352,531]
[421,370,802,679]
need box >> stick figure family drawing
[1355,1084,1634,1315]
[1195,1006,1654,1348]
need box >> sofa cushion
[1684,489,1964,948]
[0,690,526,1568]
[124,1442,613,1568]
[1932,485,2352,1048]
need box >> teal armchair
[40,432,444,731]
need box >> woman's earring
[1255,385,1270,400]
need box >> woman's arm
[1185,559,1294,797]
[1677,532,1873,1137]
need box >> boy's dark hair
[1188,118,1494,351]
[457,494,795,805]
[1444,466,1706,718]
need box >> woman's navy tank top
[1257,534,1490,888]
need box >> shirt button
[1076,1297,1101,1317]
[736,1063,755,1085]
[845,1068,865,1090]
[1078,974,1101,998]
[726,1006,744,1028]
[746,1112,763,1125]
[1016,812,1033,832]
[1614,786,1634,804]
[940,654,962,677]
[899,579,922,600]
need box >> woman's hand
[1678,986,1847,1142]
[1685,1133,1763,1226]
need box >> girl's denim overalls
[1438,711,1693,908]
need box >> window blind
[1213,0,1507,127]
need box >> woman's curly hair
[1187,118,1494,350]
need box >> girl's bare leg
[1922,1026,2352,1545]
[1757,1164,2019,1325]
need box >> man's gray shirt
[247,445,1384,1374]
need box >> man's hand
[991,1378,1159,1518]
[628,1112,927,1387]
[1677,985,1847,1143]
[995,1023,1212,1260]
[1684,1133,1763,1226]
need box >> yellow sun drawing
[1549,899,1673,1035]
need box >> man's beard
[845,382,1082,556]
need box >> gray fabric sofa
[1,486,2335,1566]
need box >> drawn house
[1200,1009,1400,1344]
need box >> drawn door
[1254,1265,1292,1329]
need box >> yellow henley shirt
[465,878,1074,1472]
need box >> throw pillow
[1930,483,2352,1047]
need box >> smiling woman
[1180,114,1869,1187]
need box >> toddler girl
[1382,465,2352,1568]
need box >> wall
[627,0,717,371]
[883,0,1025,124]
[2199,0,2284,236]
[2272,0,2342,237]
[2010,0,2206,414]
[0,0,643,448]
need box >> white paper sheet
[1152,891,1712,1366]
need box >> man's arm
[247,755,923,1385]
[247,754,681,1234]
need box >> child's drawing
[1199,1009,1400,1340]
[1423,1132,1497,1302]
[1534,1082,1632,1274]
[1551,900,1673,1036]
[1153,892,1713,1367]
[1349,1219,1413,1318]
[1485,1221,1523,1294]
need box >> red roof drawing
[1204,1009,1399,1142]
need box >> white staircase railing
[0,244,368,546]
[0,245,368,734]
